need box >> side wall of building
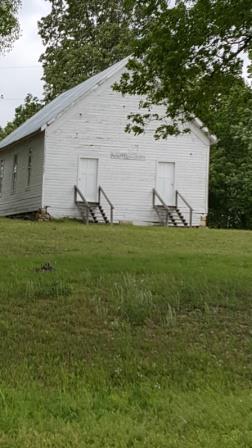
[0,133,44,216]
[43,69,210,226]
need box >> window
[27,148,32,187]
[0,160,4,196]
[12,155,18,193]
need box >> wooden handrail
[74,185,89,206]
[175,190,193,227]
[176,191,193,211]
[152,188,173,226]
[74,185,90,224]
[153,188,170,211]
[98,186,114,209]
[98,186,114,224]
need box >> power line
[0,95,43,101]
[0,65,41,70]
[0,98,25,101]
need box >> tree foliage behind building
[209,83,252,229]
[38,0,135,101]
[116,0,252,138]
[0,0,20,53]
[0,94,43,141]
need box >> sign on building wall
[111,152,146,161]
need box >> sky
[0,0,51,127]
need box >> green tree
[209,83,252,229]
[0,94,43,140]
[0,0,20,52]
[112,0,252,228]
[115,0,252,138]
[38,0,135,101]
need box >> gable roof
[0,57,217,150]
[0,58,129,150]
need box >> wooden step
[76,201,110,224]
[153,204,188,227]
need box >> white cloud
[0,0,51,127]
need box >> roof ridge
[0,57,129,150]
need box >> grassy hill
[0,219,251,447]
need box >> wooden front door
[78,158,98,202]
[156,162,175,205]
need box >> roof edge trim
[193,118,217,145]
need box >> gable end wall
[43,70,210,226]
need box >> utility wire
[0,94,43,101]
[0,65,41,70]
[0,98,25,101]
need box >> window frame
[0,160,4,197]
[12,154,18,194]
[27,148,32,188]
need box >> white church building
[0,59,216,227]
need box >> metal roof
[0,58,129,150]
[0,56,217,149]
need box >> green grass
[0,219,251,447]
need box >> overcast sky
[0,0,51,127]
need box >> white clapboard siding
[43,68,210,226]
[0,133,44,216]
